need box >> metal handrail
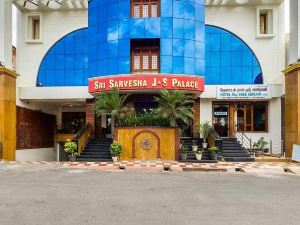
[234,125,252,152]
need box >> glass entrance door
[213,104,229,138]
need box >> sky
[11,1,291,47]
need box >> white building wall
[0,0,12,69]
[16,148,56,161]
[16,10,88,106]
[289,0,300,64]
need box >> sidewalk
[62,161,300,174]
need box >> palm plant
[154,90,195,127]
[94,88,130,135]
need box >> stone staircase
[222,138,254,162]
[180,138,218,163]
[75,138,113,162]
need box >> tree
[94,88,130,136]
[154,90,195,127]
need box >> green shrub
[208,146,218,154]
[180,145,188,154]
[64,139,78,157]
[120,110,170,127]
[110,141,122,157]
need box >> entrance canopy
[88,74,205,95]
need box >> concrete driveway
[0,162,299,225]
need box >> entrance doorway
[213,103,229,138]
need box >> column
[0,0,12,69]
[0,67,17,160]
[86,99,95,137]
[192,98,200,138]
[283,64,300,158]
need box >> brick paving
[1,160,300,174]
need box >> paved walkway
[1,160,300,174]
[63,161,300,174]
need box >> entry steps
[180,138,217,163]
[222,138,254,162]
[75,138,113,162]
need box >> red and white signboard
[88,74,204,94]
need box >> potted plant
[64,139,78,162]
[197,121,213,149]
[253,137,268,157]
[195,149,203,161]
[208,146,218,160]
[110,141,122,162]
[192,140,198,152]
[180,145,188,161]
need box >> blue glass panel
[119,19,130,39]
[161,0,172,17]
[173,18,184,39]
[195,41,205,59]
[145,18,161,38]
[184,57,195,75]
[107,20,119,41]
[184,2,195,20]
[161,18,172,38]
[205,25,263,84]
[107,40,118,58]
[37,28,88,87]
[119,1,130,19]
[130,19,145,38]
[185,40,195,58]
[173,1,184,19]
[107,58,118,75]
[97,59,107,75]
[161,38,172,56]
[161,56,173,74]
[118,57,130,74]
[173,57,184,74]
[195,59,205,75]
[118,39,130,57]
[184,19,195,40]
[107,3,118,20]
[173,39,184,57]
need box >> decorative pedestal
[0,67,18,160]
[284,63,300,157]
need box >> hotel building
[0,0,286,161]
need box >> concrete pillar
[0,67,17,161]
[192,98,200,138]
[0,0,12,69]
[283,63,300,158]
[86,99,95,137]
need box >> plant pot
[202,143,208,149]
[112,156,118,162]
[192,146,198,152]
[195,153,202,161]
[210,153,217,161]
[68,155,76,162]
[180,153,187,161]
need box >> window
[27,14,42,42]
[131,0,160,18]
[131,39,160,73]
[257,8,274,38]
[235,102,268,132]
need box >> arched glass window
[205,25,263,85]
[37,28,88,87]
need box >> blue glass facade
[205,25,262,84]
[36,3,263,87]
[88,0,205,77]
[37,28,88,86]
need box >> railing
[73,124,91,156]
[234,125,253,153]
